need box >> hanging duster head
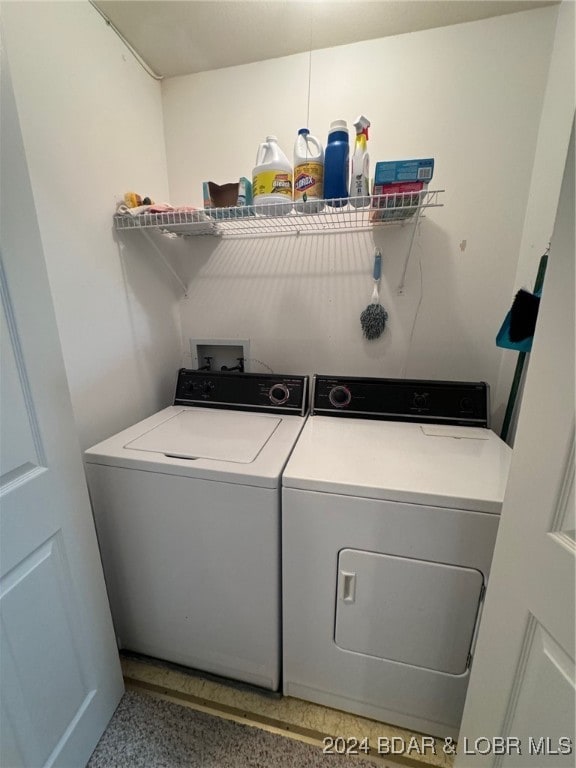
[360,249,388,340]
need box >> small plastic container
[293,128,324,214]
[323,120,349,207]
[371,181,429,222]
[252,136,293,216]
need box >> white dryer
[85,369,308,691]
[282,375,512,737]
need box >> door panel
[456,121,575,765]
[500,620,575,767]
[0,301,42,481]
[1,536,90,754]
[0,38,123,768]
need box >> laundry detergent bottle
[252,136,293,216]
[323,119,349,207]
[293,128,324,213]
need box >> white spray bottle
[350,115,370,208]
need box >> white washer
[85,369,308,691]
[282,375,512,737]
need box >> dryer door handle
[340,571,357,603]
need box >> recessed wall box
[190,338,250,372]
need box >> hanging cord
[397,210,423,294]
[400,233,424,378]
[305,7,314,131]
[306,47,312,130]
[245,358,275,374]
[89,1,164,81]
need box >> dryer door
[335,549,483,675]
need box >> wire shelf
[113,190,444,239]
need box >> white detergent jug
[293,128,324,213]
[253,136,293,216]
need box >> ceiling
[92,0,558,79]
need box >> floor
[90,687,386,768]
[121,654,455,768]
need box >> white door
[0,39,124,768]
[455,122,575,765]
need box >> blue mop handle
[373,250,382,281]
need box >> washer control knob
[329,385,352,408]
[200,381,215,397]
[269,383,290,405]
[460,397,474,412]
[412,392,429,409]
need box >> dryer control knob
[412,392,429,409]
[269,383,290,405]
[329,385,352,408]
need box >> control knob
[329,385,352,408]
[200,380,215,398]
[412,392,429,409]
[269,383,290,405]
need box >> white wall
[162,7,559,428]
[1,3,569,444]
[1,1,183,450]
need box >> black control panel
[312,375,489,427]
[174,369,308,415]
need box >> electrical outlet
[190,338,250,373]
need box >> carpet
[88,688,384,768]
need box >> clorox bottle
[293,129,324,214]
[252,136,293,216]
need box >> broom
[360,249,388,340]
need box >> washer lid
[125,409,281,463]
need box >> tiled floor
[121,655,455,768]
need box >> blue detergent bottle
[323,119,349,207]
